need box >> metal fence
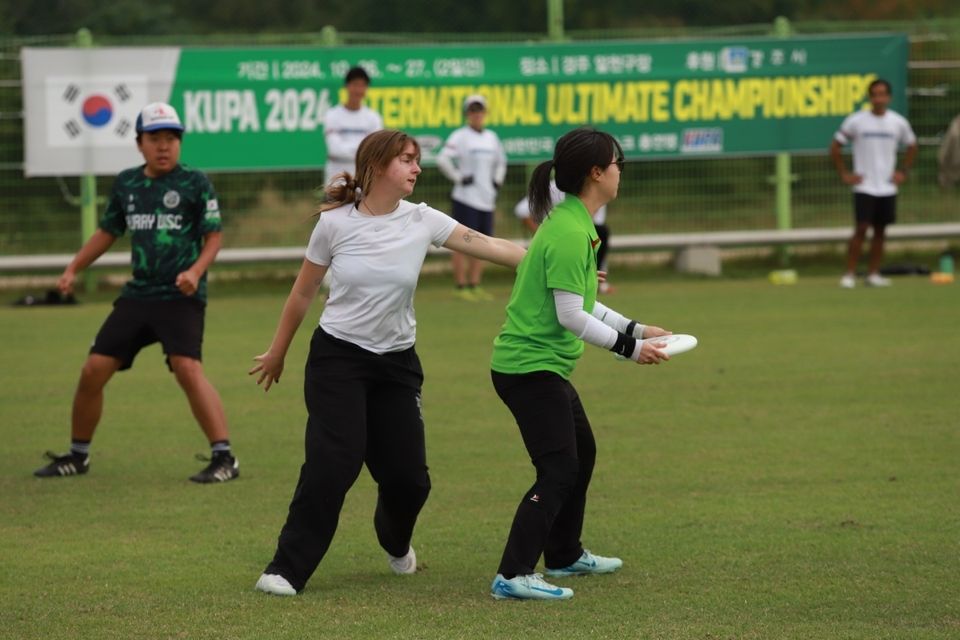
[1,20,958,260]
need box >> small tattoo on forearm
[462,230,486,243]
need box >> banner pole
[773,16,794,267]
[76,27,98,293]
[547,0,564,42]
[527,0,566,222]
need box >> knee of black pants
[378,472,431,513]
[577,437,596,479]
[529,452,579,510]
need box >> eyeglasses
[608,158,625,172]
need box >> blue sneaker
[544,549,623,577]
[490,573,573,600]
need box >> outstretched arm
[58,229,117,295]
[249,258,328,391]
[442,224,525,269]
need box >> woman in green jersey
[489,128,672,601]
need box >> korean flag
[45,76,148,148]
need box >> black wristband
[625,320,638,337]
[609,333,637,359]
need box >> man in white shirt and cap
[437,94,508,301]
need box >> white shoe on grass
[544,549,623,577]
[388,546,417,575]
[255,573,296,596]
[490,573,573,600]
[866,273,892,287]
[839,274,856,289]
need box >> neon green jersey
[99,164,222,301]
[491,195,600,379]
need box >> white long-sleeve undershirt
[591,300,646,338]
[553,290,642,361]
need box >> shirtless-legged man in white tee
[831,78,917,288]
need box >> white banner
[21,48,181,177]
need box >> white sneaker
[839,274,856,289]
[388,546,417,575]
[544,549,623,577]
[866,273,892,287]
[255,573,296,596]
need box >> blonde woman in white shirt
[250,129,525,597]
[831,78,917,288]
[437,94,508,301]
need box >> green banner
[168,34,908,170]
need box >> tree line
[2,0,955,37]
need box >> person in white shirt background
[831,78,917,289]
[323,66,384,187]
[249,129,525,597]
[437,94,508,301]
[514,180,616,294]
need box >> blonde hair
[319,130,421,213]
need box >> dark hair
[319,129,420,213]
[344,66,371,85]
[136,129,183,144]
[868,78,892,95]
[528,127,623,223]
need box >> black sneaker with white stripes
[189,451,239,484]
[33,451,89,477]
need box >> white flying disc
[642,333,698,356]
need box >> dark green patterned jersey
[99,164,222,302]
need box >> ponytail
[318,173,359,214]
[528,161,555,224]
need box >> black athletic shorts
[451,199,494,237]
[90,296,205,371]
[854,193,897,226]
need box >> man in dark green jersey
[34,102,238,483]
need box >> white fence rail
[1,223,959,272]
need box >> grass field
[1,270,958,639]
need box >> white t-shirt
[834,109,916,197]
[305,200,457,354]
[323,105,384,184]
[514,180,607,225]
[436,126,507,211]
